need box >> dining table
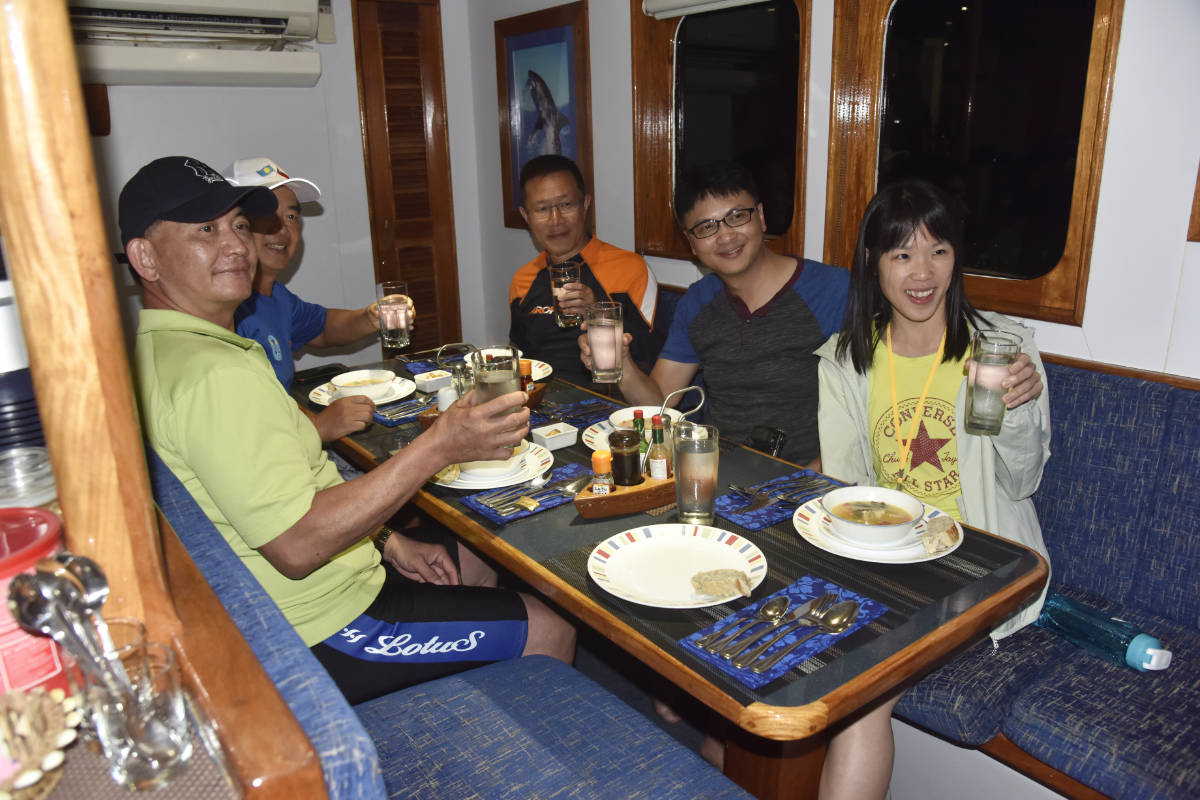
[292,357,1049,800]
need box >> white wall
[89,0,377,370]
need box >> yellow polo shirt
[134,309,382,645]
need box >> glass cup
[550,262,582,328]
[88,641,193,790]
[964,330,1021,435]
[585,302,623,383]
[673,422,719,525]
[469,345,522,406]
[376,281,412,349]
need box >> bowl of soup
[330,369,395,401]
[818,486,924,547]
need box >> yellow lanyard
[886,325,946,481]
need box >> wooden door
[354,0,460,351]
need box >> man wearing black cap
[125,156,575,704]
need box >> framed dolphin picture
[495,2,594,229]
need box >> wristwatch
[373,526,395,554]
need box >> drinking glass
[376,281,411,349]
[673,423,719,525]
[468,345,522,405]
[585,302,623,383]
[964,330,1021,435]
[550,262,582,328]
[88,641,193,790]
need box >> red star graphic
[903,420,951,473]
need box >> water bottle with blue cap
[1035,592,1172,672]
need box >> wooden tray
[573,474,675,519]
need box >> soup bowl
[818,485,924,547]
[460,440,529,478]
[330,369,395,401]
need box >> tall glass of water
[586,302,623,383]
[673,422,719,525]
[469,345,522,405]
[376,281,411,349]
[965,330,1021,435]
[550,262,582,328]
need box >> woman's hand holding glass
[1001,352,1043,409]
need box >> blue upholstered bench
[147,450,751,800]
[894,358,1200,799]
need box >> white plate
[792,500,963,564]
[588,524,768,608]
[309,377,415,407]
[527,359,552,382]
[433,443,554,490]
[581,421,613,450]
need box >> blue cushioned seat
[147,448,388,799]
[357,654,752,799]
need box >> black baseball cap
[118,156,278,245]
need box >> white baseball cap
[225,157,321,203]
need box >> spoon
[720,593,835,660]
[53,553,116,653]
[746,600,861,673]
[8,573,121,694]
[495,473,592,516]
[699,594,791,653]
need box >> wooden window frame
[631,0,812,261]
[823,0,1124,326]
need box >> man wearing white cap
[226,156,386,442]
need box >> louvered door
[355,0,460,351]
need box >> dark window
[674,1,799,236]
[879,0,1095,279]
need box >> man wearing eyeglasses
[581,161,848,467]
[509,155,663,384]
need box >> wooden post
[0,1,177,638]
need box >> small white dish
[413,369,452,393]
[531,423,578,450]
[818,486,924,547]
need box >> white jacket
[816,311,1051,639]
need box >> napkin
[529,398,622,428]
[679,575,888,690]
[714,470,847,531]
[460,462,590,525]
[372,399,435,427]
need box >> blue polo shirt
[661,258,848,464]
[235,284,327,388]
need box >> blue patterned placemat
[714,470,847,531]
[405,356,465,375]
[678,575,888,689]
[460,462,589,525]
[372,398,435,427]
[529,398,622,428]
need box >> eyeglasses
[685,207,756,239]
[526,199,583,220]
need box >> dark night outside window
[879,0,1095,279]
[674,1,799,237]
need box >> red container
[0,507,71,693]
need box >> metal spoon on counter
[53,553,116,653]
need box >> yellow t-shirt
[867,346,965,520]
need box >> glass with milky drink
[469,345,522,405]
[376,281,411,349]
[550,262,582,328]
[586,302,623,383]
[673,422,719,525]
[965,330,1021,435]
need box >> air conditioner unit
[70,0,322,88]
